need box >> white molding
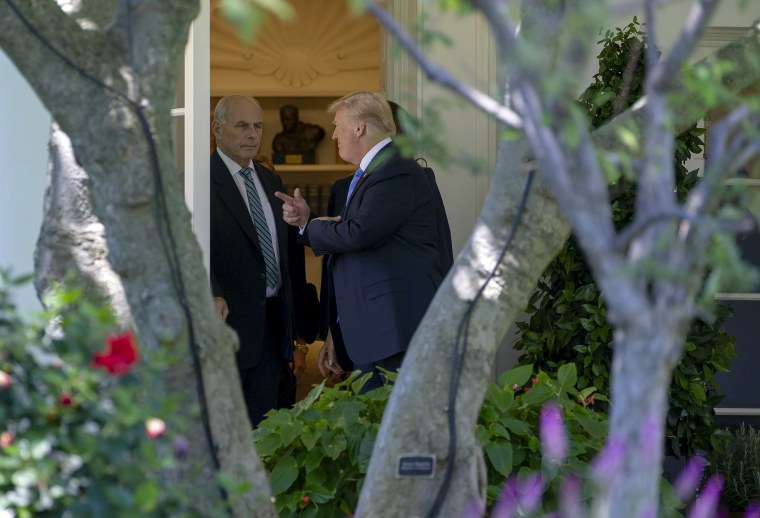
[724,178,760,187]
[699,27,750,48]
[715,407,760,416]
[381,0,420,118]
[185,0,211,272]
[714,293,760,301]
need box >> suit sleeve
[306,171,417,254]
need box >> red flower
[145,418,167,439]
[0,371,11,389]
[301,496,310,503]
[0,431,13,448]
[58,392,75,407]
[92,331,138,375]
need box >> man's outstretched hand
[275,188,342,228]
[275,188,311,228]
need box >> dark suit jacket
[305,143,442,365]
[422,165,454,276]
[318,176,353,370]
[210,150,294,369]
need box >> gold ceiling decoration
[211,0,380,89]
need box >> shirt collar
[217,148,253,177]
[359,137,392,172]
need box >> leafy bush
[253,373,385,517]
[515,18,736,459]
[253,365,608,517]
[708,425,760,511]
[0,273,201,517]
[476,364,607,511]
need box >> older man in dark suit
[277,91,443,392]
[210,95,295,426]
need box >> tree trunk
[359,15,760,516]
[356,139,572,516]
[0,3,275,516]
[604,322,682,516]
[35,122,133,328]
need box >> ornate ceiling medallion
[211,0,380,89]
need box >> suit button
[261,273,266,279]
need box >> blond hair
[327,91,396,141]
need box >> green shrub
[253,373,385,517]
[515,18,736,459]
[0,273,202,517]
[253,364,609,516]
[476,364,607,511]
[708,425,760,511]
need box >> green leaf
[497,364,534,389]
[134,480,159,512]
[484,442,513,477]
[300,428,319,450]
[689,382,706,403]
[306,484,335,504]
[501,418,531,436]
[321,432,348,460]
[557,363,578,389]
[303,447,326,473]
[270,456,299,495]
[254,431,284,457]
[487,385,514,413]
[279,419,304,447]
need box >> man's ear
[355,121,366,137]
[211,120,221,138]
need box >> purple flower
[689,474,723,518]
[461,498,486,518]
[540,403,568,465]
[639,414,663,461]
[590,437,625,482]
[173,436,190,459]
[674,455,707,502]
[560,474,583,518]
[744,502,760,518]
[492,473,544,518]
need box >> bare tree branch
[685,107,759,221]
[651,0,720,89]
[366,1,523,128]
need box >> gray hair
[214,95,262,123]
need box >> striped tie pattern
[346,168,363,203]
[240,167,278,289]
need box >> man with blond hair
[277,91,443,392]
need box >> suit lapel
[344,143,396,215]
[211,152,260,247]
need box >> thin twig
[366,1,523,129]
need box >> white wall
[0,51,50,315]
[418,7,496,256]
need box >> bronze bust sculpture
[272,104,325,163]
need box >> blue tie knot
[346,168,364,202]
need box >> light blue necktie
[240,167,278,289]
[346,168,363,203]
